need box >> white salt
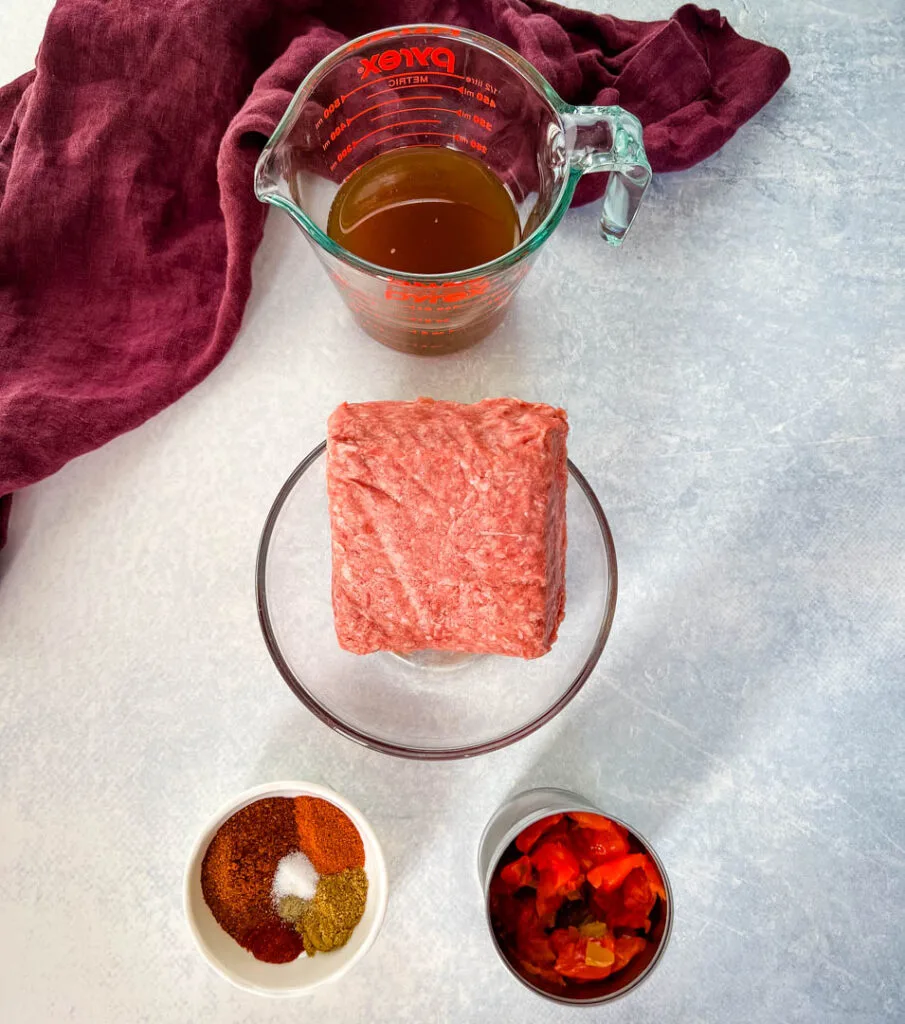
[272,850,319,904]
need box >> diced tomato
[489,881,533,936]
[613,934,647,972]
[532,841,582,921]
[587,853,649,893]
[622,867,655,915]
[538,818,574,845]
[552,929,617,982]
[499,854,535,890]
[567,812,628,837]
[489,872,514,902]
[642,856,667,901]
[492,812,665,989]
[556,957,612,981]
[588,883,618,920]
[550,925,580,955]
[571,824,630,867]
[515,814,565,854]
[590,863,659,929]
[588,865,656,929]
[514,903,556,965]
[609,910,651,930]
[519,936,556,967]
[533,840,581,877]
[536,887,564,921]
[591,892,646,930]
[520,959,565,985]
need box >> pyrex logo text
[358,46,456,80]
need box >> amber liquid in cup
[326,147,521,275]
[257,25,651,354]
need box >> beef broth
[326,147,521,274]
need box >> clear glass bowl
[256,443,617,759]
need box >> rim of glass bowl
[256,441,618,760]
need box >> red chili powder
[201,797,300,960]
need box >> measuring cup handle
[562,105,652,247]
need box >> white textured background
[2,1,904,1021]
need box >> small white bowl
[184,780,388,996]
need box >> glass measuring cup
[255,25,651,355]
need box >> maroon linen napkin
[0,1,789,546]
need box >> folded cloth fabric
[0,0,790,546]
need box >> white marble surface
[2,2,904,1021]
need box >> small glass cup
[255,24,651,355]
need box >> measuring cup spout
[253,140,311,235]
[561,106,651,246]
[254,146,282,204]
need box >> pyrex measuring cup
[255,25,651,355]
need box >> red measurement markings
[370,107,492,133]
[318,96,443,143]
[348,95,442,122]
[385,279,492,305]
[329,134,474,171]
[319,87,464,133]
[372,106,460,121]
[352,119,441,149]
[376,132,456,145]
[332,134,448,170]
[360,83,465,107]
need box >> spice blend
[201,795,368,964]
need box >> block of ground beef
[326,397,568,658]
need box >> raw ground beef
[326,397,568,659]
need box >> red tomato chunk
[515,814,564,854]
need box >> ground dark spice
[201,796,300,958]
